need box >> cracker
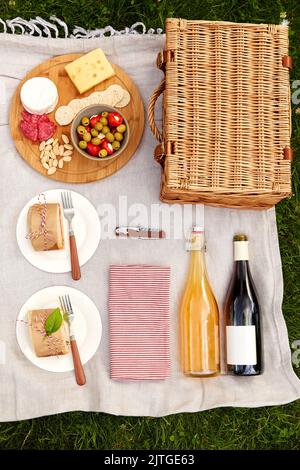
[88,92,105,105]
[68,99,82,115]
[106,84,124,103]
[55,106,74,126]
[101,92,118,106]
[79,98,90,110]
[115,89,131,108]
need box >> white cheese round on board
[20,77,58,115]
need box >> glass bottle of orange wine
[180,227,220,377]
[224,234,262,376]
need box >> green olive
[83,132,92,142]
[81,116,90,126]
[114,132,123,142]
[94,122,103,132]
[91,137,101,145]
[99,149,108,157]
[77,125,85,135]
[102,125,110,135]
[100,117,108,125]
[112,140,121,150]
[116,124,127,133]
[79,140,87,149]
[105,132,114,143]
[101,111,108,118]
[91,128,99,137]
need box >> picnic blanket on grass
[0,28,299,421]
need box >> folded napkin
[109,265,171,380]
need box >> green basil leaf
[45,308,63,336]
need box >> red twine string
[16,313,69,357]
[26,193,49,251]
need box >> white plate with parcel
[16,189,101,273]
[16,285,102,372]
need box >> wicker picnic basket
[148,18,293,209]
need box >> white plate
[16,189,101,273]
[16,286,102,372]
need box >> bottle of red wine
[224,234,262,376]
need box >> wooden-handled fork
[61,191,81,280]
[60,294,86,386]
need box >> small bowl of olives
[70,104,129,161]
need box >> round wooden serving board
[9,54,145,183]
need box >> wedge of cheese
[28,309,69,357]
[65,48,115,94]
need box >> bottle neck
[188,233,206,278]
[235,260,249,281]
[233,240,250,283]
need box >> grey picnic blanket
[0,30,299,421]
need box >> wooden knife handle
[70,339,86,386]
[69,234,81,280]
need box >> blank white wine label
[226,326,257,365]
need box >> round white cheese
[20,77,58,115]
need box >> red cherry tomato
[86,142,100,157]
[108,112,123,128]
[84,126,91,133]
[90,115,101,128]
[101,140,114,155]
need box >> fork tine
[65,295,70,311]
[64,296,69,313]
[67,192,72,209]
[62,191,71,209]
[65,192,70,209]
[59,295,68,314]
[69,191,73,208]
[61,192,66,209]
[66,294,74,314]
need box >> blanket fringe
[0,16,163,38]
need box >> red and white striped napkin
[109,265,171,380]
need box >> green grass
[0,0,300,451]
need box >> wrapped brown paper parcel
[28,309,69,357]
[27,203,64,251]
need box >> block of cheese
[65,49,115,94]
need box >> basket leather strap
[154,143,165,167]
[282,55,293,69]
[283,147,293,161]
[156,50,168,72]
[148,78,165,143]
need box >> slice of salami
[21,110,34,123]
[38,114,50,123]
[20,109,56,142]
[38,120,56,141]
[20,120,38,142]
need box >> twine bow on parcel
[26,193,49,251]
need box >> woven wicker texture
[148,19,292,209]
